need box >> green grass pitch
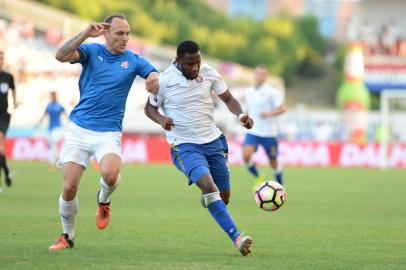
[1,162,405,269]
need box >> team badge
[195,75,203,83]
[121,61,129,69]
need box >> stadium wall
[5,135,406,168]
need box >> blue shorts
[243,133,278,159]
[170,134,230,192]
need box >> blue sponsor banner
[364,63,406,93]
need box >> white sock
[274,164,283,175]
[59,195,78,239]
[202,191,221,207]
[98,175,120,204]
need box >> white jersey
[244,84,283,137]
[149,64,227,145]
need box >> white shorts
[49,127,63,144]
[57,122,122,168]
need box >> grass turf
[0,162,405,269]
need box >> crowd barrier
[5,135,406,168]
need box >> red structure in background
[4,135,406,168]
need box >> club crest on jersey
[121,61,129,69]
[195,75,203,83]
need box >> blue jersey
[45,101,65,131]
[70,43,157,132]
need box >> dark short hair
[177,40,200,58]
[104,13,126,23]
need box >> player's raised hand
[240,114,253,129]
[146,72,159,94]
[161,117,174,131]
[84,23,111,38]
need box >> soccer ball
[255,181,286,211]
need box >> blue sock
[247,164,259,177]
[207,200,240,243]
[275,170,283,185]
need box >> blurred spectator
[359,21,378,55]
[388,20,402,52]
[359,20,404,56]
[20,19,35,39]
[360,21,378,55]
[313,122,333,142]
[380,25,397,55]
[45,27,62,45]
[283,120,298,141]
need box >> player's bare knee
[198,177,218,194]
[201,183,217,194]
[243,153,251,164]
[62,183,78,199]
[101,169,120,186]
[220,192,230,205]
[270,158,278,169]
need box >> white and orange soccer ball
[254,181,286,211]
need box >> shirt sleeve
[71,43,93,64]
[210,67,227,95]
[9,74,15,90]
[148,93,160,108]
[134,55,159,79]
[270,89,283,108]
[148,77,165,107]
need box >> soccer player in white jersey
[48,14,159,251]
[242,66,286,191]
[145,40,254,256]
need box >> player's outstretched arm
[218,90,253,129]
[55,22,111,63]
[144,98,174,131]
[260,103,286,118]
[35,112,47,129]
[145,72,159,94]
[218,89,243,115]
[11,85,18,109]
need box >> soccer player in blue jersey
[48,14,159,251]
[36,91,66,170]
[145,40,254,256]
[242,66,286,191]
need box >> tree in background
[35,0,326,85]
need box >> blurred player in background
[0,50,18,191]
[36,91,66,170]
[48,13,159,251]
[145,40,254,256]
[242,66,286,191]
